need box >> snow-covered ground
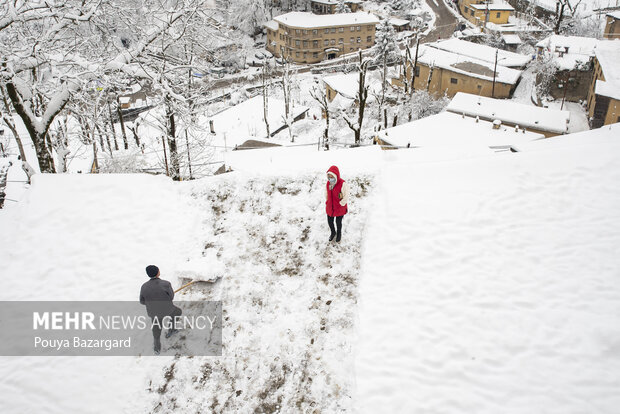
[2,122,620,412]
[356,123,620,413]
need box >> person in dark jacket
[325,165,349,242]
[140,265,182,354]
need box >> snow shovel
[174,280,196,293]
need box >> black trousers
[152,305,182,351]
[327,215,343,236]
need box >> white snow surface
[413,45,523,85]
[594,40,620,100]
[2,123,620,412]
[428,38,531,68]
[377,111,543,149]
[273,11,379,29]
[356,124,620,413]
[446,92,571,134]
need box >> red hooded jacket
[326,165,348,217]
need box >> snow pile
[356,126,620,413]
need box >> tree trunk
[5,83,57,173]
[107,98,119,151]
[116,95,129,149]
[166,102,180,181]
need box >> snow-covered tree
[372,19,400,127]
[336,0,351,13]
[228,0,269,37]
[0,0,194,174]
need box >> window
[313,40,318,47]
[339,38,344,43]
[367,36,372,43]
[351,26,355,31]
[313,52,318,58]
[450,78,458,84]
[325,28,329,34]
[357,37,361,43]
[324,39,329,46]
[350,37,354,44]
[303,40,308,47]
[304,52,307,58]
[367,26,373,31]
[295,29,300,35]
[339,27,344,32]
[313,29,318,35]
[477,84,482,90]
[496,12,501,18]
[296,51,300,57]
[357,26,361,31]
[414,66,420,77]
[330,39,335,45]
[470,10,474,16]
[295,40,300,46]
[350,48,354,51]
[331,28,336,33]
[303,30,307,35]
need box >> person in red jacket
[325,165,349,242]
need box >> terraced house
[265,12,379,64]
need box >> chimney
[493,119,502,130]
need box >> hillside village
[1,1,620,413]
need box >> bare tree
[343,51,370,145]
[262,62,271,138]
[310,85,330,150]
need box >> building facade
[458,0,514,26]
[587,43,620,128]
[265,12,379,64]
[604,12,620,39]
[395,45,522,99]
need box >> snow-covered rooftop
[428,38,531,68]
[376,111,543,149]
[265,20,278,31]
[446,92,571,134]
[536,35,599,71]
[272,12,379,29]
[535,35,599,56]
[502,34,522,45]
[594,40,620,100]
[469,3,514,11]
[413,45,523,85]
[513,121,620,152]
[607,11,620,20]
[388,18,410,26]
[323,73,360,99]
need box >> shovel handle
[174,280,195,293]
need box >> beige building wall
[458,0,512,26]
[587,56,620,127]
[604,15,620,39]
[266,22,375,64]
[401,62,514,99]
